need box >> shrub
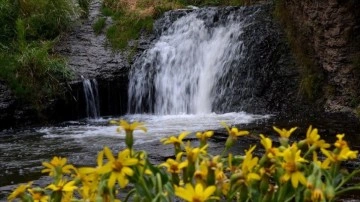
[7,120,360,202]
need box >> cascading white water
[82,78,100,119]
[128,9,246,115]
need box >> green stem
[335,169,360,190]
[336,186,360,196]
[124,189,136,202]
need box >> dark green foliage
[78,0,91,17]
[19,0,78,40]
[0,41,72,107]
[0,0,17,45]
[106,15,154,50]
[177,0,247,6]
[0,0,84,108]
[101,7,114,16]
[93,17,107,35]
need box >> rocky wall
[282,0,360,112]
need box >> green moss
[93,17,107,35]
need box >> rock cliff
[279,0,360,113]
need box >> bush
[7,121,360,202]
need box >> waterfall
[82,78,100,119]
[128,7,252,115]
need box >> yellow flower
[260,134,280,158]
[196,131,214,147]
[111,119,147,133]
[79,150,104,174]
[160,158,188,174]
[311,188,324,201]
[312,152,330,169]
[321,146,358,164]
[303,125,330,149]
[221,122,249,140]
[281,144,308,188]
[241,146,261,184]
[46,179,77,192]
[215,168,229,195]
[196,131,214,143]
[175,183,217,202]
[227,153,237,173]
[98,147,138,188]
[334,134,348,149]
[194,160,209,183]
[273,126,297,138]
[28,188,49,202]
[8,182,32,201]
[185,142,208,163]
[222,122,249,148]
[111,120,147,149]
[161,131,190,147]
[42,156,74,176]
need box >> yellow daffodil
[281,144,308,188]
[302,125,330,149]
[273,126,297,138]
[28,188,49,202]
[8,182,32,201]
[260,134,280,158]
[46,179,77,192]
[334,134,348,149]
[42,156,75,177]
[175,183,217,202]
[98,147,138,188]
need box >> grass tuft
[93,17,107,35]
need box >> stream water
[2,1,360,201]
[0,112,269,200]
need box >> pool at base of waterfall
[0,112,269,199]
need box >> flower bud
[325,185,335,200]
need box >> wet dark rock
[52,0,153,120]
